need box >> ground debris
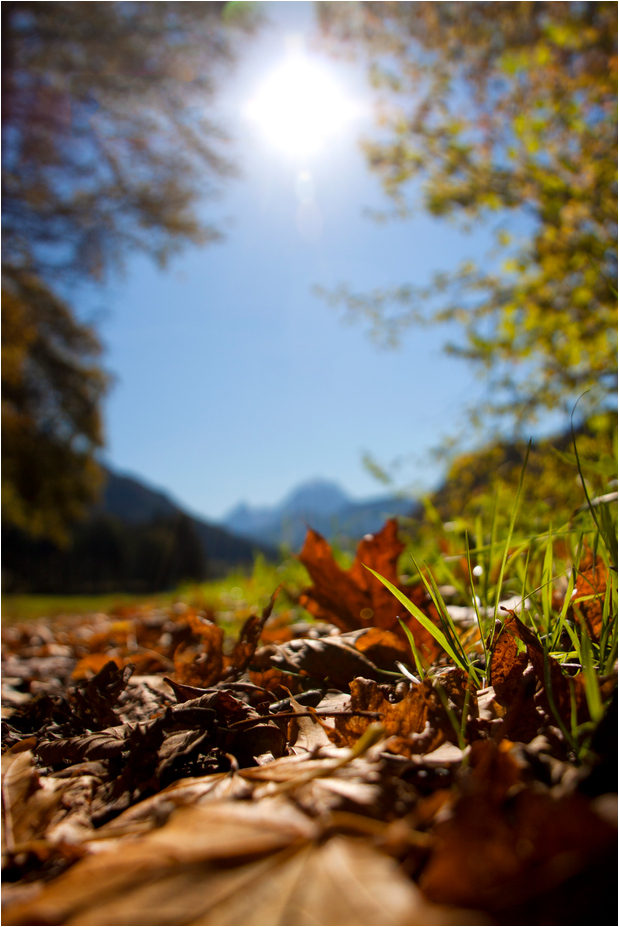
[2,530,617,925]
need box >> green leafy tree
[318,1,617,429]
[2,1,257,542]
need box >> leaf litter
[1,521,616,925]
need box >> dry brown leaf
[71,653,122,680]
[268,635,385,689]
[202,835,485,927]
[173,619,224,687]
[1,748,97,861]
[3,800,317,925]
[286,694,334,754]
[298,520,441,660]
[490,615,529,704]
[572,552,609,640]
[489,614,542,741]
[287,835,490,927]
[509,612,588,727]
[352,626,411,669]
[419,747,616,915]
[327,675,467,757]
[490,611,592,739]
[225,586,281,679]
[66,838,486,927]
[171,592,284,688]
[2,750,65,854]
[5,807,488,926]
[247,664,298,695]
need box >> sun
[244,53,358,158]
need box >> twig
[573,491,618,514]
[227,710,384,730]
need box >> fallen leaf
[36,727,130,766]
[419,743,617,916]
[225,586,281,679]
[1,749,91,857]
[70,660,133,730]
[509,611,588,728]
[285,694,333,754]
[352,626,411,671]
[4,803,488,926]
[2,800,316,925]
[173,619,224,687]
[572,553,609,640]
[71,653,122,681]
[268,635,385,689]
[298,521,440,660]
[489,614,542,741]
[328,675,467,758]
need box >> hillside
[2,469,277,594]
[99,470,278,571]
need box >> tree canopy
[2,1,256,542]
[318,1,617,430]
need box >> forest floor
[1,520,617,926]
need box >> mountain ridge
[222,477,419,549]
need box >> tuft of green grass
[368,431,617,760]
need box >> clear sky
[91,2,547,523]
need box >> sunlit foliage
[427,411,618,535]
[318,1,617,428]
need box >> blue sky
[91,2,542,522]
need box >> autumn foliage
[299,519,441,660]
[2,519,616,925]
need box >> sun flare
[245,53,358,158]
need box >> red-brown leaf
[298,520,440,661]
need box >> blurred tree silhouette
[2,1,257,542]
[2,266,107,542]
[318,2,617,430]
[3,512,208,594]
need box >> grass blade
[363,565,470,674]
[489,439,532,646]
[397,619,427,679]
[580,624,603,724]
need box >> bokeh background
[2,1,616,600]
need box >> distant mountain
[224,480,351,544]
[223,478,419,549]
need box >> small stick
[227,709,384,729]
